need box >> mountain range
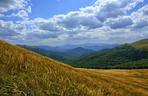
[18,45,94,63]
[18,43,118,63]
[19,39,148,69]
[18,39,148,69]
[0,40,148,96]
[72,39,148,69]
[36,43,118,52]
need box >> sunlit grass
[0,40,148,96]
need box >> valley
[0,0,147,95]
[19,39,148,69]
[0,40,148,96]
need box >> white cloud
[0,0,31,19]
[0,0,28,13]
[106,16,133,29]
[13,10,28,18]
[0,0,147,45]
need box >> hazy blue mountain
[37,43,118,52]
[72,39,148,69]
[18,43,119,65]
[18,45,95,63]
[38,46,56,51]
[64,47,94,57]
[17,45,69,62]
[83,44,118,51]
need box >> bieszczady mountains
[20,39,148,69]
[73,39,148,68]
[0,40,148,96]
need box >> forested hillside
[72,39,148,69]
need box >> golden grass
[79,69,148,96]
[0,40,148,96]
[132,39,148,50]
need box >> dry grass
[0,40,148,96]
[79,69,148,96]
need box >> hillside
[18,45,94,63]
[72,39,148,68]
[131,39,148,50]
[83,44,118,51]
[0,40,148,96]
[17,45,70,62]
[0,40,100,95]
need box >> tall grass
[0,40,148,96]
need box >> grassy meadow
[0,40,148,96]
[79,69,148,96]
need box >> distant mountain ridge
[17,45,70,62]
[20,44,121,65]
[82,44,118,51]
[17,39,148,69]
[18,45,95,64]
[64,47,94,57]
[35,43,118,52]
[72,39,148,69]
[18,43,118,63]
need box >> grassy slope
[0,40,99,96]
[111,39,148,69]
[80,69,148,96]
[0,40,148,96]
[72,39,148,68]
[132,39,148,50]
[17,45,71,62]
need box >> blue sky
[30,0,96,18]
[0,0,148,46]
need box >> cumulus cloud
[106,16,133,29]
[14,10,28,18]
[131,5,148,29]
[58,13,102,30]
[39,22,64,32]
[0,27,19,37]
[0,20,20,40]
[0,0,31,19]
[0,0,147,45]
[94,0,143,21]
[35,0,144,32]
[0,0,28,13]
[134,20,148,29]
[26,30,60,40]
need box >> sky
[0,0,148,46]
